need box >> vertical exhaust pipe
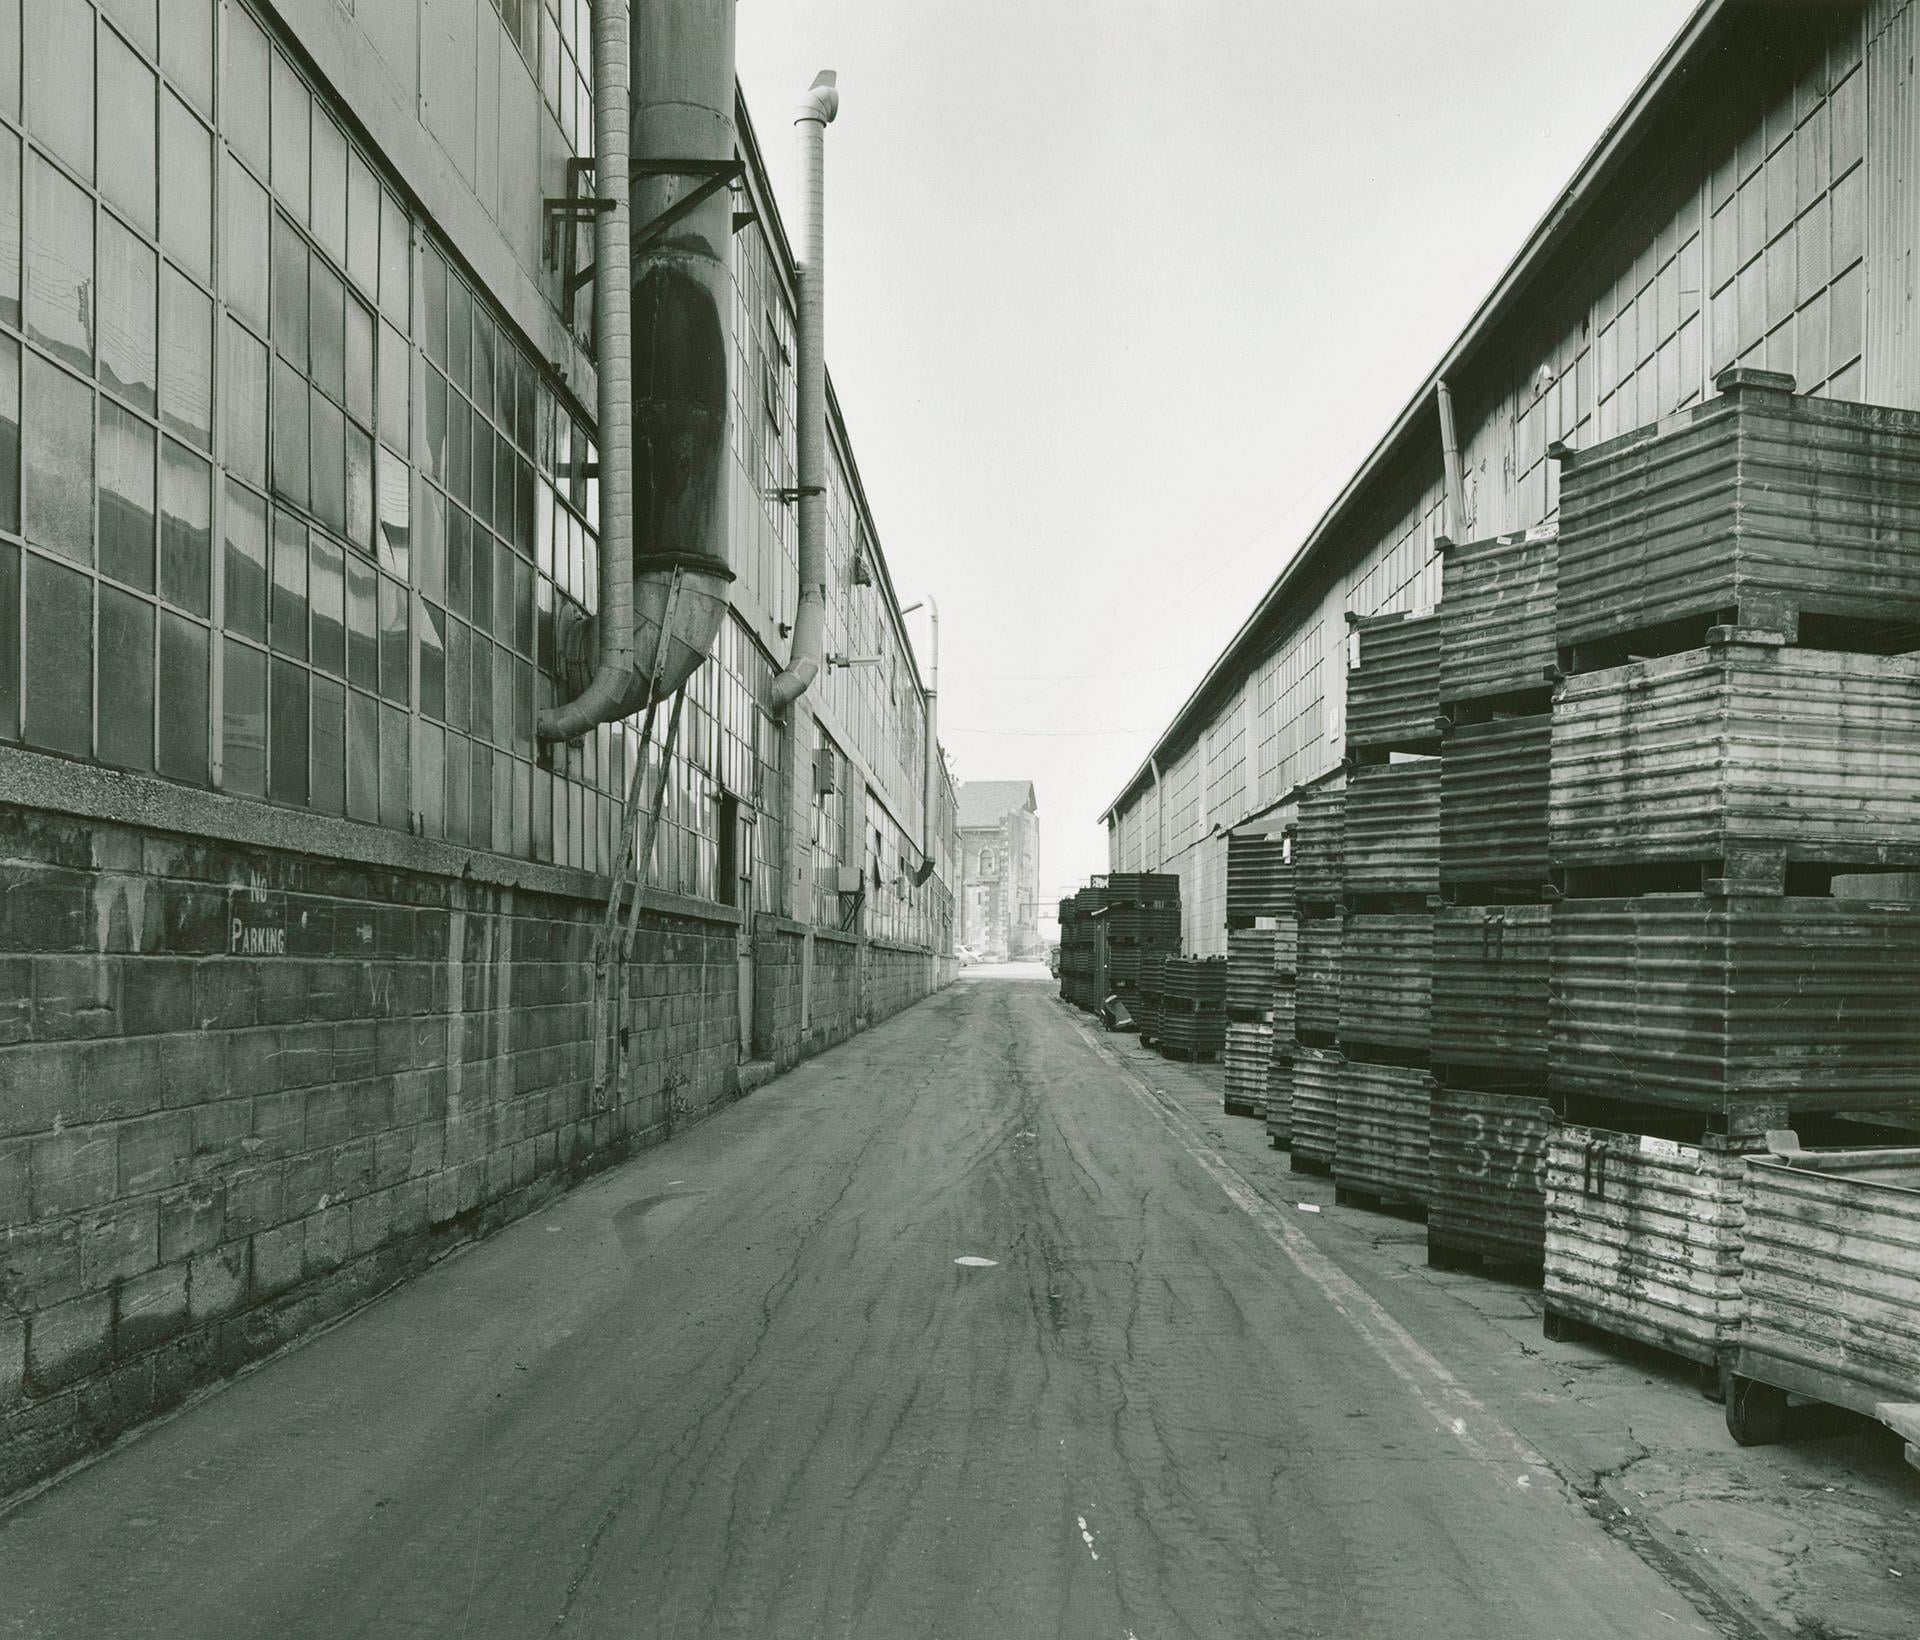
[770,71,839,711]
[905,597,939,885]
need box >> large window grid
[0,0,791,915]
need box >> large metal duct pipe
[542,0,739,740]
[537,0,636,741]
[769,71,839,712]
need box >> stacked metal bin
[1288,776,1346,1172]
[1060,883,1111,1013]
[1056,895,1078,1005]
[1157,956,1227,1061]
[1428,526,1558,1276]
[1224,926,1277,1119]
[1225,827,1296,1129]
[1541,368,1920,1376]
[1333,613,1440,1215]
[1102,873,1181,1030]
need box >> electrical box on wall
[836,866,863,894]
[813,745,837,795]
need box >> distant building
[958,781,1041,959]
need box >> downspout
[537,0,634,741]
[905,597,939,885]
[1149,755,1165,868]
[1436,377,1466,543]
[769,72,839,711]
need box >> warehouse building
[1102,0,1917,954]
[0,0,954,1494]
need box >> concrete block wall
[869,944,934,1028]
[751,919,806,1071]
[809,933,861,1054]
[0,810,740,1499]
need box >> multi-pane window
[539,0,594,156]
[0,0,789,913]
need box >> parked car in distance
[1047,944,1061,976]
[955,944,980,966]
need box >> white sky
[735,0,1701,902]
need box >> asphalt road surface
[0,972,1723,1639]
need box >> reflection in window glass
[98,28,156,237]
[380,701,409,828]
[347,687,377,820]
[273,213,307,370]
[419,600,445,720]
[26,154,93,369]
[222,478,268,641]
[29,0,94,182]
[448,279,471,394]
[346,149,378,297]
[160,93,212,286]
[24,353,92,564]
[269,656,308,804]
[469,523,491,634]
[416,719,443,839]
[311,672,344,814]
[0,542,16,740]
[223,6,269,176]
[419,363,446,480]
[223,157,269,333]
[447,503,469,620]
[157,610,207,784]
[158,0,214,118]
[23,551,90,755]
[0,336,17,535]
[345,298,374,427]
[270,51,309,223]
[414,481,444,602]
[310,389,345,536]
[378,573,408,705]
[310,533,344,675]
[159,439,210,616]
[97,583,154,771]
[158,268,212,450]
[346,552,376,690]
[378,320,408,454]
[0,0,15,123]
[0,128,19,329]
[98,398,155,591]
[221,636,266,795]
[310,257,344,401]
[472,316,493,415]
[271,357,308,507]
[422,245,447,367]
[376,447,409,576]
[97,216,157,413]
[347,423,373,552]
[379,190,408,324]
[222,319,268,488]
[445,731,468,843]
[270,511,307,658]
[311,114,346,268]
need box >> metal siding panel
[1865,0,1920,407]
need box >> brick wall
[0,809,740,1498]
[751,918,806,1071]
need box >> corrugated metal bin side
[1294,912,1343,1039]
[1291,1045,1344,1169]
[1347,610,1442,753]
[1439,529,1557,708]
[1735,1148,1920,1416]
[1338,912,1433,1056]
[1544,1124,1756,1365]
[1428,1086,1553,1270]
[1333,1060,1432,1210]
[1440,714,1550,893]
[1432,904,1550,1079]
[1344,760,1440,896]
[1551,639,1920,870]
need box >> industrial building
[956,778,1040,960]
[0,0,955,1495]
[1101,0,1917,953]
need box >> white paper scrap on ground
[954,1256,999,1267]
[1297,1203,1321,1213]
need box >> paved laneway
[1,973,1729,1638]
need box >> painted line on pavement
[1067,1013,1553,1482]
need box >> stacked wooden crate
[1224,926,1277,1119]
[1057,895,1078,1005]
[1157,955,1226,1060]
[1288,777,1346,1172]
[1542,368,1920,1377]
[1225,827,1296,1129]
[1334,611,1441,1215]
[1428,526,1558,1276]
[1103,873,1181,1031]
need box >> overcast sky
[735,0,1700,905]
